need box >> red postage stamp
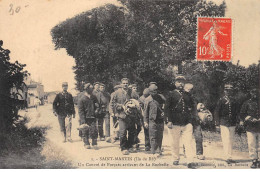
[196,17,232,61]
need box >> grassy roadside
[0,117,75,169]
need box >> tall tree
[51,0,226,91]
[0,40,29,131]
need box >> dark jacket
[164,90,196,126]
[138,95,147,110]
[53,91,75,116]
[96,91,110,112]
[240,98,260,133]
[78,93,96,124]
[144,94,165,124]
[214,95,239,127]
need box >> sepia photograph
[0,0,259,169]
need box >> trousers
[246,131,260,160]
[193,125,203,155]
[82,118,98,145]
[220,125,235,159]
[104,113,110,137]
[168,123,194,161]
[97,117,104,138]
[58,115,72,140]
[134,120,142,145]
[119,117,136,151]
[149,120,164,154]
[144,127,151,149]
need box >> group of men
[52,76,259,168]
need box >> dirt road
[22,104,252,169]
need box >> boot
[250,159,258,169]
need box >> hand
[239,121,244,126]
[144,122,148,129]
[167,122,173,129]
[115,113,119,118]
[245,116,251,121]
[252,118,258,123]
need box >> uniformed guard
[214,83,239,164]
[53,82,75,143]
[111,78,135,155]
[240,88,260,168]
[144,84,165,156]
[78,83,98,150]
[164,75,195,165]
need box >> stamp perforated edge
[195,16,234,62]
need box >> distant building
[24,76,45,107]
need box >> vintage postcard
[0,0,259,169]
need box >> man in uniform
[111,78,135,155]
[214,83,239,164]
[53,82,75,143]
[144,84,165,156]
[240,88,260,168]
[78,83,98,149]
[164,76,195,165]
[99,83,111,142]
[139,88,150,151]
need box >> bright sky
[0,0,259,92]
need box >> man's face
[94,84,100,91]
[100,85,105,92]
[62,85,68,92]
[122,80,129,89]
[175,80,184,90]
[132,87,137,92]
[224,89,232,96]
